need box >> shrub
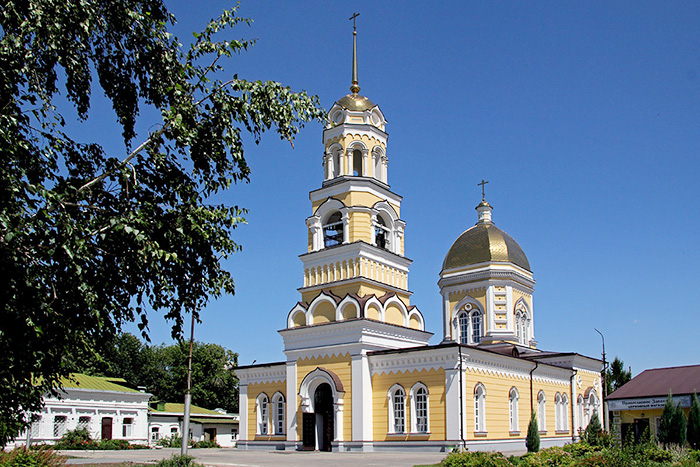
[155,455,203,467]
[526,411,539,453]
[517,447,574,467]
[440,451,513,467]
[158,436,182,448]
[0,447,66,467]
[53,428,95,450]
[191,440,220,449]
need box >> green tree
[605,357,632,395]
[688,392,700,450]
[526,411,540,453]
[583,409,605,446]
[658,393,687,446]
[0,1,324,445]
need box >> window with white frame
[411,384,429,433]
[457,303,483,344]
[122,417,133,438]
[577,395,585,431]
[170,427,179,436]
[256,393,269,435]
[509,387,519,432]
[561,393,569,431]
[77,416,91,431]
[272,392,285,435]
[150,426,160,441]
[53,415,67,438]
[323,212,344,247]
[474,383,486,433]
[388,385,406,434]
[587,391,599,427]
[555,393,562,430]
[374,216,391,250]
[537,391,546,431]
[514,306,530,345]
[30,417,42,438]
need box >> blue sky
[115,1,700,377]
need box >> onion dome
[335,93,375,111]
[442,201,530,272]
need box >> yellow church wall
[371,368,446,441]
[296,353,353,441]
[409,315,422,330]
[511,290,532,312]
[463,368,571,440]
[347,211,373,243]
[300,283,410,307]
[366,304,380,320]
[247,381,287,441]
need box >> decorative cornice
[298,275,412,297]
[439,266,535,291]
[299,240,412,270]
[311,177,401,205]
[236,364,287,386]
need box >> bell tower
[285,17,425,334]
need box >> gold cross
[349,12,360,30]
[478,179,489,201]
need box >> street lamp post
[594,328,608,432]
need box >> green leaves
[0,0,324,445]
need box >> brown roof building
[606,364,700,443]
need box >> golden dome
[336,93,375,112]
[442,222,530,272]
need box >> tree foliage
[688,392,700,450]
[526,411,540,453]
[605,356,632,395]
[0,0,324,445]
[658,393,687,446]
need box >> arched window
[256,393,269,435]
[272,393,285,435]
[474,384,486,433]
[509,387,519,432]
[373,149,383,181]
[561,393,569,432]
[352,149,362,176]
[587,390,599,427]
[555,393,562,430]
[537,391,546,432]
[577,395,585,431]
[457,304,483,344]
[374,216,390,250]
[323,212,344,247]
[515,309,529,345]
[388,385,406,434]
[411,384,429,433]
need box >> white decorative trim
[236,364,287,386]
[310,178,401,207]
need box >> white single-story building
[149,402,239,447]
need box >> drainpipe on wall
[529,361,539,415]
[458,344,464,450]
[570,372,577,443]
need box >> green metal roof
[150,403,222,415]
[59,373,141,393]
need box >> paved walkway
[62,448,447,467]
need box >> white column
[351,353,373,447]
[506,285,514,331]
[239,383,248,442]
[341,212,350,244]
[361,149,369,176]
[445,367,461,442]
[442,292,452,342]
[286,362,297,445]
[486,285,496,338]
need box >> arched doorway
[299,367,344,451]
[314,383,333,451]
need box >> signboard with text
[607,395,691,412]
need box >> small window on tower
[353,149,362,176]
[323,212,344,247]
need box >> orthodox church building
[235,25,603,453]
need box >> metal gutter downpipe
[570,372,577,443]
[530,361,539,417]
[458,345,465,450]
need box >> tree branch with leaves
[0,0,325,445]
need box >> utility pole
[594,328,608,432]
[181,312,196,456]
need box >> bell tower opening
[352,149,362,176]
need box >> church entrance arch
[298,367,345,452]
[314,383,333,451]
